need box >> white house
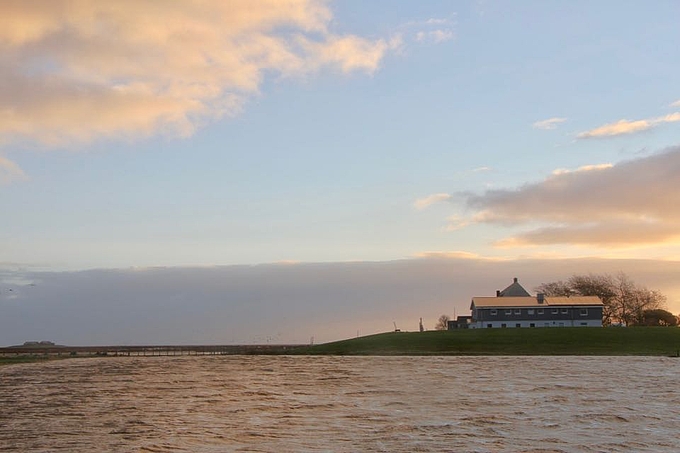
[469,278,603,328]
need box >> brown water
[1,356,678,452]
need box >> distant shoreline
[3,328,680,364]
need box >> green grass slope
[300,328,680,356]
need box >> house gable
[497,277,531,297]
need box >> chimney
[496,290,500,297]
[537,293,545,304]
[513,277,518,283]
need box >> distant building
[447,316,472,329]
[469,278,603,328]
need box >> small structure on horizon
[447,316,472,329]
[468,278,603,329]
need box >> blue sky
[1,1,680,344]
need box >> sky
[2,1,680,345]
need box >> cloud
[415,29,454,43]
[414,250,506,261]
[671,100,680,108]
[0,156,27,184]
[0,1,394,148]
[3,257,680,345]
[414,193,452,209]
[460,147,680,247]
[577,113,680,139]
[551,163,613,176]
[532,117,566,130]
[444,215,470,231]
[425,18,450,25]
[404,16,455,45]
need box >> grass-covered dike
[298,328,680,356]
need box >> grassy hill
[299,328,680,356]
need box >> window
[487,324,492,328]
[514,309,521,315]
[580,322,588,326]
[515,323,521,328]
[580,308,588,316]
[551,308,558,314]
[529,323,535,328]
[501,323,507,328]
[505,310,512,315]
[561,308,569,314]
[490,309,497,315]
[528,309,535,315]
[537,309,544,314]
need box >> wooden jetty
[0,344,305,357]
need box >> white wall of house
[471,319,602,329]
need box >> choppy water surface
[1,356,679,452]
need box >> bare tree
[435,314,450,330]
[535,272,666,326]
[534,280,573,297]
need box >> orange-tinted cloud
[414,193,452,209]
[461,147,680,247]
[577,113,680,139]
[0,0,394,147]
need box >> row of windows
[488,308,589,316]
[488,322,590,328]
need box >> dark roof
[498,277,531,297]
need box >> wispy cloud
[416,29,454,43]
[0,1,395,148]
[459,147,680,247]
[403,16,455,45]
[0,156,27,185]
[444,215,470,231]
[414,193,452,210]
[551,163,613,176]
[671,99,680,108]
[577,113,680,139]
[414,250,485,260]
[532,117,567,130]
[425,18,450,25]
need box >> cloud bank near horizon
[459,147,680,248]
[0,0,395,149]
[2,257,679,346]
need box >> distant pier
[0,344,306,357]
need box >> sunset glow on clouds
[2,2,680,344]
[414,193,452,210]
[0,0,393,148]
[460,148,680,247]
[577,113,680,139]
